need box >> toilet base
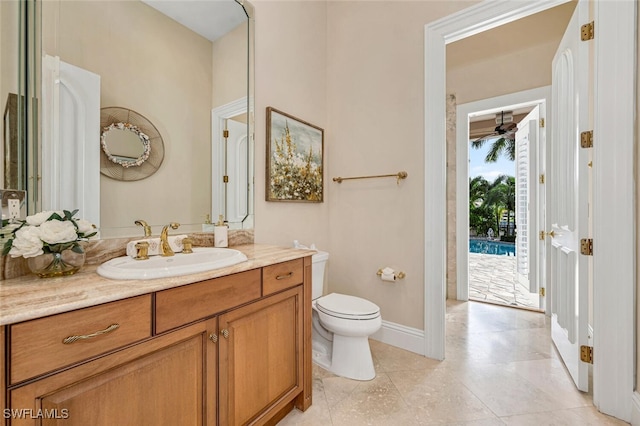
[328,334,376,381]
[312,339,332,370]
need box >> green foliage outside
[469,175,516,238]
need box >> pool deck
[468,252,540,310]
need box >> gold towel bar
[333,171,408,184]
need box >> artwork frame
[266,107,324,202]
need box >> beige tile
[279,365,334,425]
[501,406,628,425]
[327,373,419,426]
[454,363,567,417]
[388,368,495,424]
[511,358,591,408]
[277,301,629,425]
[370,338,442,372]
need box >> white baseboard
[371,320,425,356]
[631,392,640,425]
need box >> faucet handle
[134,241,149,260]
[134,220,152,237]
[182,237,193,254]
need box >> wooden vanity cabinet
[2,255,312,426]
[8,318,217,426]
[218,286,303,425]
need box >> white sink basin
[97,247,248,280]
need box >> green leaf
[71,244,85,254]
[49,212,63,221]
[2,239,13,256]
[63,209,79,220]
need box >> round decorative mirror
[100,107,164,181]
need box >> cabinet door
[9,319,217,426]
[219,286,303,426]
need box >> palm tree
[484,175,516,237]
[470,136,516,163]
[469,176,493,236]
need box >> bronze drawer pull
[275,272,293,280]
[62,323,120,344]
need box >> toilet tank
[311,250,329,300]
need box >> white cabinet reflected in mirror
[34,0,254,237]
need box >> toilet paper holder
[376,268,405,280]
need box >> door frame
[211,97,248,226]
[424,0,635,420]
[455,87,550,304]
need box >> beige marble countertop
[0,244,315,326]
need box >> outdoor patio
[468,252,540,310]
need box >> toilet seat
[316,293,380,320]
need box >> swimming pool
[469,239,516,256]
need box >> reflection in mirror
[36,0,254,237]
[3,93,24,190]
[101,125,150,167]
[1,0,40,215]
[99,107,164,182]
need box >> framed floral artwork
[266,107,324,202]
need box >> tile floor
[279,300,628,425]
[468,253,539,310]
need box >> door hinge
[539,118,545,128]
[223,175,229,183]
[580,345,593,364]
[539,230,545,241]
[539,174,545,184]
[580,238,593,256]
[580,130,593,148]
[581,21,595,41]
[223,129,229,138]
[539,287,545,297]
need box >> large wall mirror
[0,0,40,216]
[32,0,254,237]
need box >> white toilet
[311,250,382,381]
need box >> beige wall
[446,2,575,105]
[253,1,578,331]
[253,0,330,250]
[43,1,213,232]
[212,21,248,109]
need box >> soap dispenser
[214,215,228,247]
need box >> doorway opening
[467,102,543,311]
[456,87,550,312]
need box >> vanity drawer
[155,269,261,334]
[263,259,304,295]
[9,295,152,384]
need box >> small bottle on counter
[202,214,215,232]
[214,215,228,247]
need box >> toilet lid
[316,293,380,319]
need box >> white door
[41,55,101,227]
[515,106,540,297]
[549,0,590,392]
[224,118,249,224]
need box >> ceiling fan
[472,111,518,144]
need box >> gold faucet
[134,220,152,237]
[160,222,180,256]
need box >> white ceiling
[142,0,246,42]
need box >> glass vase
[27,248,86,278]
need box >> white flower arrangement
[2,210,97,258]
